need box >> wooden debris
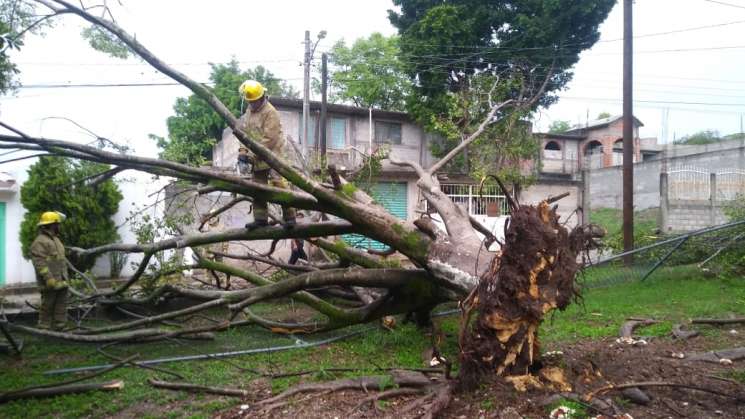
[619,319,659,339]
[672,324,699,340]
[691,317,745,325]
[686,347,745,363]
[148,379,250,397]
[0,380,123,403]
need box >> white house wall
[0,156,34,286]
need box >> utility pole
[320,53,328,159]
[302,30,311,160]
[622,0,634,265]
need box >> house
[213,98,513,242]
[537,115,660,174]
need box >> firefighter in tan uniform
[30,211,69,330]
[238,80,296,229]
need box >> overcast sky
[1,0,745,159]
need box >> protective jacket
[240,100,285,171]
[30,230,68,288]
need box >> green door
[0,202,5,285]
[344,182,407,250]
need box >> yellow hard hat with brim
[38,211,66,226]
[239,80,265,102]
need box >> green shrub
[20,156,123,271]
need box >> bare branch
[426,99,514,175]
[70,221,357,258]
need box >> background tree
[548,120,572,133]
[675,129,721,145]
[0,0,55,94]
[20,156,123,271]
[596,111,612,119]
[324,33,411,111]
[153,61,299,165]
[388,0,615,178]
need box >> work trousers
[252,169,296,222]
[38,288,68,329]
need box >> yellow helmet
[239,80,265,102]
[38,211,66,226]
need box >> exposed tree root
[672,323,699,340]
[347,387,425,416]
[620,318,659,339]
[685,347,745,363]
[458,196,597,386]
[585,381,745,403]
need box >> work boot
[244,219,268,230]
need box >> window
[374,121,402,145]
[298,114,318,146]
[329,118,346,149]
[544,141,561,151]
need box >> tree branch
[70,221,357,257]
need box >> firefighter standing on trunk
[238,80,296,230]
[30,211,70,330]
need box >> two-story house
[537,115,660,175]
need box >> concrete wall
[520,179,583,227]
[587,142,745,212]
[665,200,727,232]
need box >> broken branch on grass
[3,322,215,343]
[619,318,659,339]
[691,317,745,325]
[0,380,124,403]
[256,370,432,407]
[0,354,136,402]
[148,379,250,398]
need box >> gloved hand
[46,278,69,290]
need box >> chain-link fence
[581,219,745,289]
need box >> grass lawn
[1,268,743,418]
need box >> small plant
[377,374,398,392]
[128,209,193,295]
[108,251,128,278]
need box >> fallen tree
[0,0,608,415]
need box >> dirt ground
[216,329,745,419]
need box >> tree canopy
[153,61,299,165]
[20,156,123,271]
[388,0,615,179]
[675,129,721,145]
[548,120,572,133]
[325,33,411,111]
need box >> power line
[560,96,745,107]
[703,0,745,10]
